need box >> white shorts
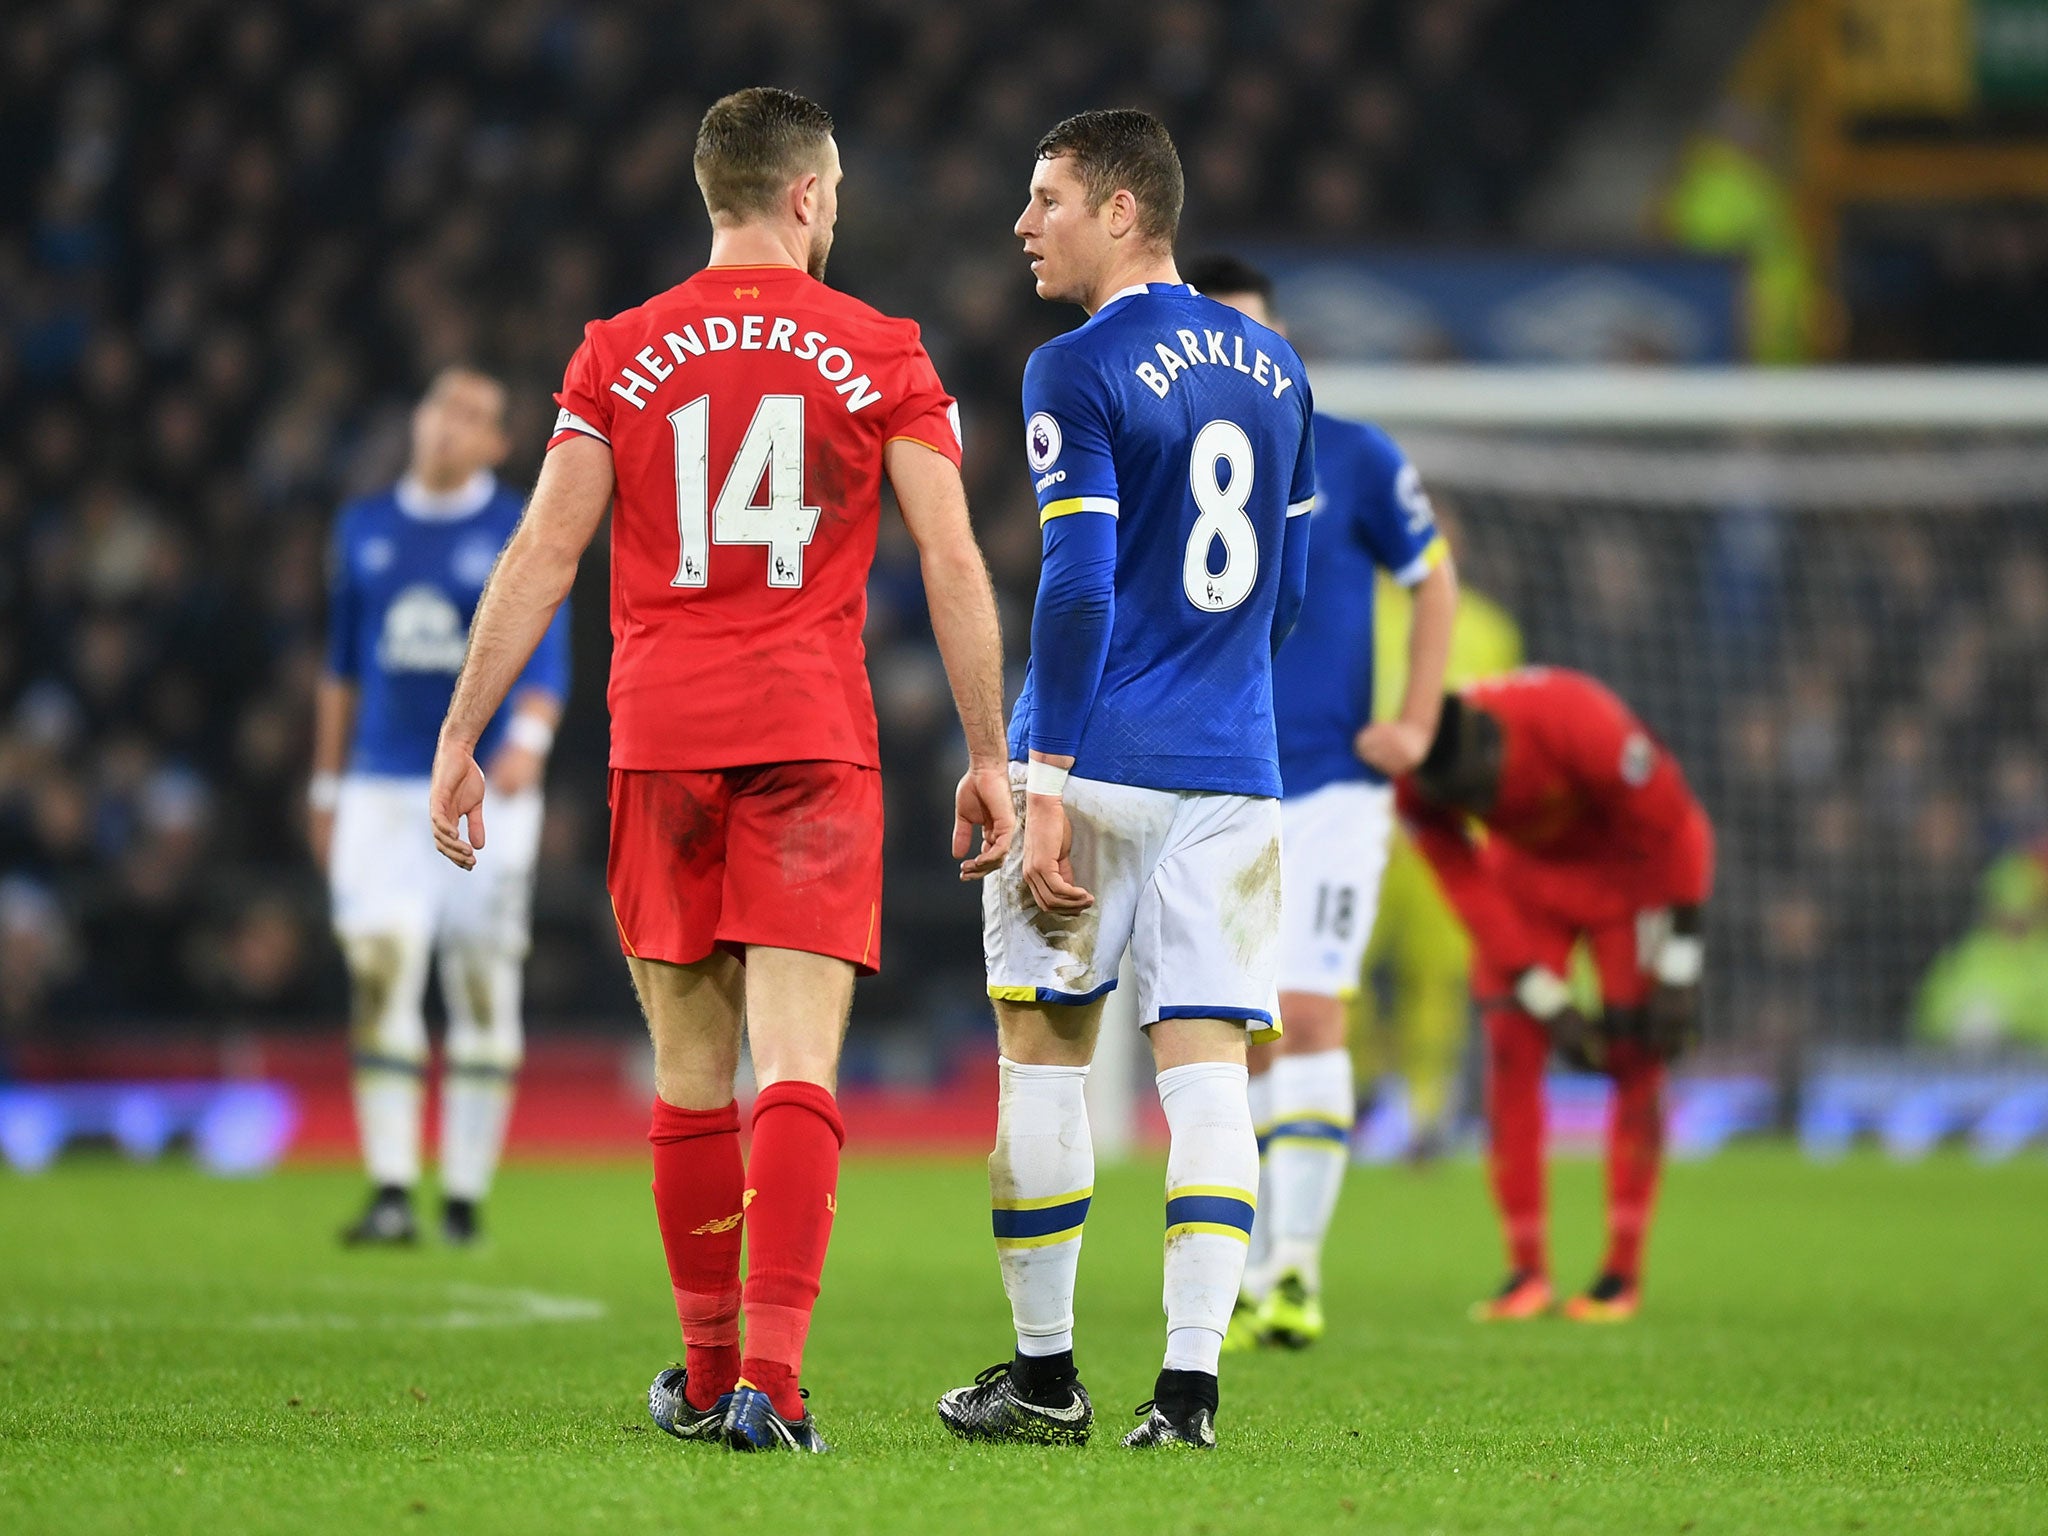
[982,764,1282,1031]
[329,776,544,953]
[1276,779,1396,999]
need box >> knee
[1275,992,1345,1053]
[1483,1008,1548,1080]
[343,933,427,1057]
[442,943,525,1062]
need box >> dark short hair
[694,87,835,221]
[1035,109,1184,247]
[1182,254,1274,304]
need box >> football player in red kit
[427,88,1014,1451]
[1397,667,1713,1323]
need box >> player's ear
[792,169,821,225]
[1104,187,1140,240]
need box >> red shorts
[607,761,884,975]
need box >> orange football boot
[1563,1273,1640,1323]
[1469,1270,1554,1321]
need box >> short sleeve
[549,322,613,450]
[1021,345,1119,525]
[1354,429,1445,587]
[323,511,359,680]
[883,326,963,467]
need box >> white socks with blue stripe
[1157,1061,1259,1375]
[1264,1047,1356,1293]
[991,1058,1094,1360]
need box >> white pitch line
[6,1283,606,1333]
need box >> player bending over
[1185,255,1458,1352]
[936,111,1313,1451]
[1398,667,1714,1322]
[428,88,1013,1453]
[313,367,568,1248]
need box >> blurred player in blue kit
[309,368,570,1247]
[1186,258,1458,1351]
[936,112,1314,1451]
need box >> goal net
[1314,367,2048,1066]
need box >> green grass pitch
[4,1148,2044,1535]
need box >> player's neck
[705,223,809,274]
[409,463,480,497]
[1084,250,1181,314]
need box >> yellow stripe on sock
[992,1185,1095,1212]
[995,1226,1087,1250]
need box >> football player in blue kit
[936,112,1314,1451]
[1184,257,1458,1352]
[310,368,570,1247]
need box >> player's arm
[308,675,356,872]
[1555,678,1716,1059]
[885,437,1015,880]
[483,593,572,796]
[1356,448,1459,777]
[309,512,360,872]
[431,436,612,868]
[1271,393,1318,655]
[1017,350,1120,914]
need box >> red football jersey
[1399,667,1714,972]
[550,264,961,771]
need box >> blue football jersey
[1272,415,1444,797]
[1008,283,1316,797]
[325,474,571,776]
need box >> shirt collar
[1090,281,1196,322]
[395,470,497,521]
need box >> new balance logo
[690,1212,743,1235]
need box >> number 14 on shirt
[669,393,821,589]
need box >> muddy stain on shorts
[1223,835,1282,969]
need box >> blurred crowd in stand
[4,0,2040,1081]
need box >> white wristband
[506,713,556,755]
[1514,967,1572,1022]
[1655,934,1704,988]
[1024,760,1070,798]
[307,772,340,812]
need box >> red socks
[649,1083,846,1419]
[649,1098,744,1410]
[1603,1046,1666,1284]
[1484,1007,1550,1278]
[739,1080,845,1419]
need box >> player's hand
[308,807,335,873]
[485,742,546,796]
[1643,981,1700,1063]
[1547,1004,1608,1073]
[954,763,1016,880]
[1021,794,1092,913]
[1354,718,1433,778]
[429,741,487,871]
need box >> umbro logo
[690,1211,743,1235]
